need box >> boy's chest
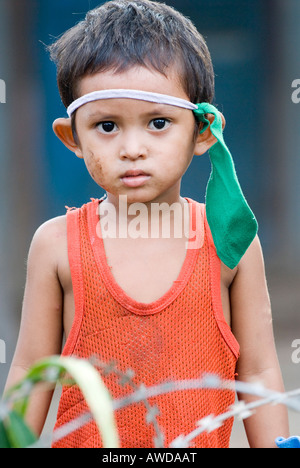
[60,227,233,335]
[102,236,188,304]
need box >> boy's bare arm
[230,236,289,448]
[4,217,66,435]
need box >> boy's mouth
[121,170,151,188]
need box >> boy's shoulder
[28,215,68,273]
[33,214,67,245]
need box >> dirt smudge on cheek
[84,150,109,190]
[85,150,102,180]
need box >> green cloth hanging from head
[193,102,258,269]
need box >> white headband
[67,89,198,117]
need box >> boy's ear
[52,118,83,159]
[194,112,226,156]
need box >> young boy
[5,0,289,448]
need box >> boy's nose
[119,130,148,160]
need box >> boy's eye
[149,118,171,131]
[97,121,118,133]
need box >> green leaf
[4,410,37,448]
[0,420,11,448]
[3,356,120,448]
[46,356,120,448]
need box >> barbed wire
[3,357,300,448]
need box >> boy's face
[58,66,204,205]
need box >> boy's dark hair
[48,0,214,140]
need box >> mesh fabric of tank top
[52,199,238,448]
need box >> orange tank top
[52,198,239,448]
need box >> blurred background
[0,0,299,447]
